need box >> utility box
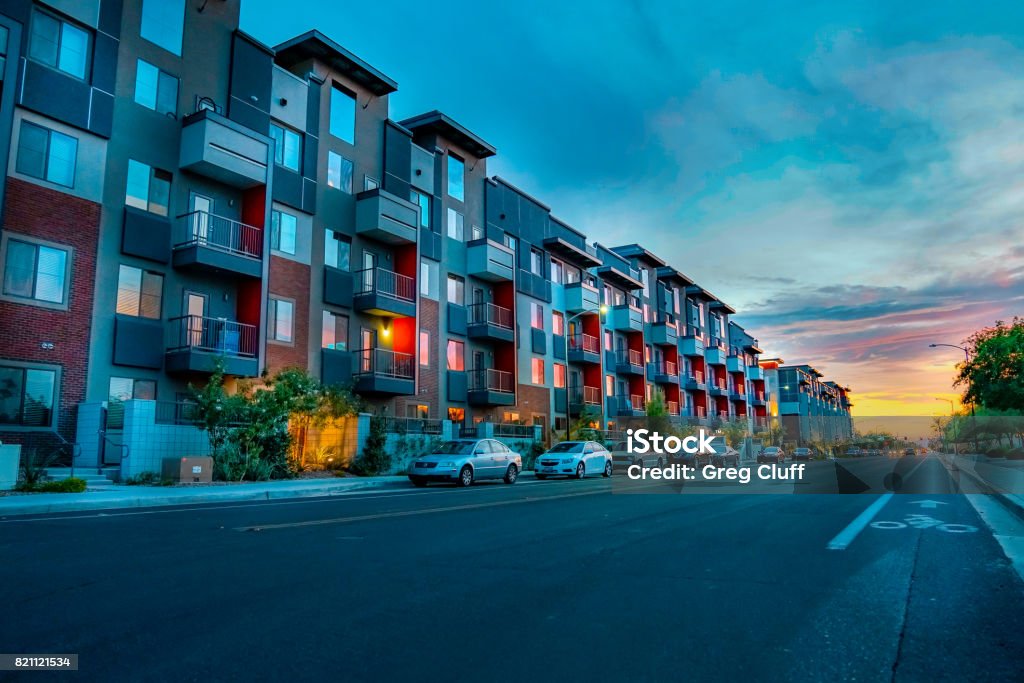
[162,456,213,484]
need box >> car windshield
[764,447,779,453]
[613,441,628,451]
[431,441,477,455]
[548,442,585,453]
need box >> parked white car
[408,439,522,487]
[610,440,665,471]
[535,441,612,479]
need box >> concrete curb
[0,477,409,517]
[943,454,1024,523]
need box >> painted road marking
[908,500,947,509]
[827,493,894,550]
[871,516,977,534]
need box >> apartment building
[760,359,854,445]
[0,0,851,466]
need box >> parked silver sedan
[408,439,522,487]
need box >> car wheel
[410,477,428,488]
[603,460,613,478]
[457,466,473,487]
[575,462,586,479]
[504,464,519,484]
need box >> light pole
[928,342,977,452]
[934,397,956,454]
[564,305,607,440]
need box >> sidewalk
[0,475,411,517]
[942,452,1024,520]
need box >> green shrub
[351,416,390,475]
[125,471,160,486]
[36,477,87,493]
[525,441,545,470]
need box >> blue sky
[242,0,1024,414]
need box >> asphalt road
[2,455,1023,682]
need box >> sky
[243,0,1024,418]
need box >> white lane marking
[827,493,894,550]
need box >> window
[411,190,430,229]
[503,411,521,424]
[530,249,543,276]
[327,151,353,192]
[645,345,652,362]
[447,153,464,200]
[406,404,428,419]
[270,123,301,171]
[447,275,464,306]
[29,9,90,79]
[329,84,356,144]
[363,176,379,191]
[640,268,650,296]
[115,265,162,319]
[321,310,348,351]
[565,265,581,284]
[531,303,544,330]
[125,160,171,216]
[471,225,483,241]
[554,363,566,388]
[270,210,297,255]
[15,121,77,188]
[446,208,464,241]
[268,298,294,343]
[2,238,69,306]
[503,234,517,253]
[108,377,156,404]
[553,311,565,337]
[606,375,614,397]
[0,364,57,427]
[140,0,185,56]
[420,259,439,299]
[551,259,564,284]
[446,340,464,371]
[448,407,465,423]
[605,330,613,351]
[325,230,350,270]
[134,59,177,116]
[531,358,545,385]
[419,331,430,367]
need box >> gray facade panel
[112,316,164,369]
[121,207,171,264]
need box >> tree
[645,389,671,436]
[956,317,1024,413]
[764,417,785,447]
[720,419,749,449]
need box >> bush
[351,416,390,475]
[125,471,160,486]
[525,441,545,471]
[18,448,59,489]
[35,477,87,493]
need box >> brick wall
[516,383,551,427]
[0,178,100,449]
[394,298,438,418]
[265,255,310,374]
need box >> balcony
[683,370,706,390]
[352,348,415,395]
[649,319,678,346]
[468,368,515,406]
[467,303,514,343]
[466,239,515,282]
[679,332,705,357]
[172,212,263,278]
[564,281,601,313]
[355,188,419,245]
[165,315,258,377]
[726,355,746,373]
[615,348,644,375]
[179,109,270,188]
[568,333,600,364]
[747,364,764,381]
[321,348,352,387]
[323,266,354,307]
[708,378,728,396]
[750,392,767,407]
[569,385,602,416]
[353,267,416,318]
[608,304,643,332]
[667,400,681,417]
[729,388,747,402]
[652,360,678,384]
[612,394,646,417]
[705,338,727,365]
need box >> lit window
[531,302,544,330]
[140,0,185,56]
[554,363,566,388]
[531,358,545,385]
[552,312,565,337]
[108,377,156,404]
[448,153,464,200]
[447,208,464,241]
[115,265,162,319]
[270,210,297,255]
[327,151,353,192]
[16,121,77,187]
[321,310,348,351]
[29,9,90,79]
[0,364,57,427]
[406,404,428,419]
[329,83,356,144]
[605,375,614,397]
[604,330,613,351]
[134,59,177,116]
[270,123,302,171]
[419,331,430,367]
[268,298,294,343]
[125,160,171,216]
[325,230,351,270]
[446,340,464,371]
[448,407,465,423]
[2,237,70,306]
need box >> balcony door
[184,292,207,348]
[362,251,377,292]
[190,193,213,243]
[360,328,375,372]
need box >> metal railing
[167,315,257,357]
[469,368,514,393]
[616,348,643,368]
[695,406,707,418]
[570,385,601,405]
[494,423,535,438]
[708,337,726,350]
[692,369,704,383]
[716,378,727,390]
[667,400,680,416]
[353,267,415,302]
[379,416,443,435]
[155,400,202,425]
[353,348,415,379]
[175,211,263,259]
[569,333,599,354]
[468,302,513,330]
[652,360,677,377]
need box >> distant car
[903,447,916,456]
[536,441,612,479]
[793,447,813,462]
[408,439,522,487]
[610,440,665,472]
[709,446,740,468]
[846,448,862,457]
[758,446,785,464]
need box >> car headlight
[439,462,455,468]
[561,458,574,464]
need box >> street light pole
[928,343,977,452]
[934,397,956,454]
[564,306,607,440]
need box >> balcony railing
[166,315,257,357]
[379,416,443,435]
[616,348,643,368]
[175,211,262,259]
[667,400,680,416]
[631,394,646,412]
[354,267,415,302]
[716,378,727,390]
[569,333,599,354]
[570,385,601,405]
[468,302,513,330]
[708,337,726,350]
[653,360,677,377]
[692,370,704,384]
[695,406,707,418]
[469,368,514,393]
[354,348,415,379]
